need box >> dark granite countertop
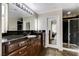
[2,35,37,43]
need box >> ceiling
[26,3,79,16]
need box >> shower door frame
[68,20,70,48]
[65,18,79,49]
[63,18,79,53]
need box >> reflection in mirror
[23,16,37,30]
[7,3,38,31]
[17,18,23,31]
[48,17,57,45]
[26,22,30,30]
[50,20,57,44]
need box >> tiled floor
[40,48,78,56]
[63,43,79,50]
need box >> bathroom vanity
[2,34,43,56]
[1,3,44,56]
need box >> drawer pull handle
[19,52,22,54]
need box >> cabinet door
[31,39,40,56]
[26,46,32,56]
[36,40,41,55]
[33,41,38,55]
[31,40,36,56]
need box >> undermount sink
[26,35,37,38]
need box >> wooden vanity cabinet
[2,35,42,56]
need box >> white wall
[38,8,63,50]
[8,14,19,31]
[0,3,2,56]
[8,4,20,31]
[1,4,8,33]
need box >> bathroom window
[1,3,8,33]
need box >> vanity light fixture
[15,3,34,15]
[20,3,23,9]
[23,5,26,11]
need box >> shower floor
[63,43,79,50]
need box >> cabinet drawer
[8,46,27,56]
[7,43,19,53]
[18,46,27,56]
[18,40,26,47]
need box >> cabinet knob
[19,51,22,54]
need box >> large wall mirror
[2,3,38,33]
[47,16,57,45]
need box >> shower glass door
[63,19,79,50]
[70,19,79,50]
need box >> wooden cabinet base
[2,36,42,56]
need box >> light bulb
[67,11,71,15]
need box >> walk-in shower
[63,18,79,50]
